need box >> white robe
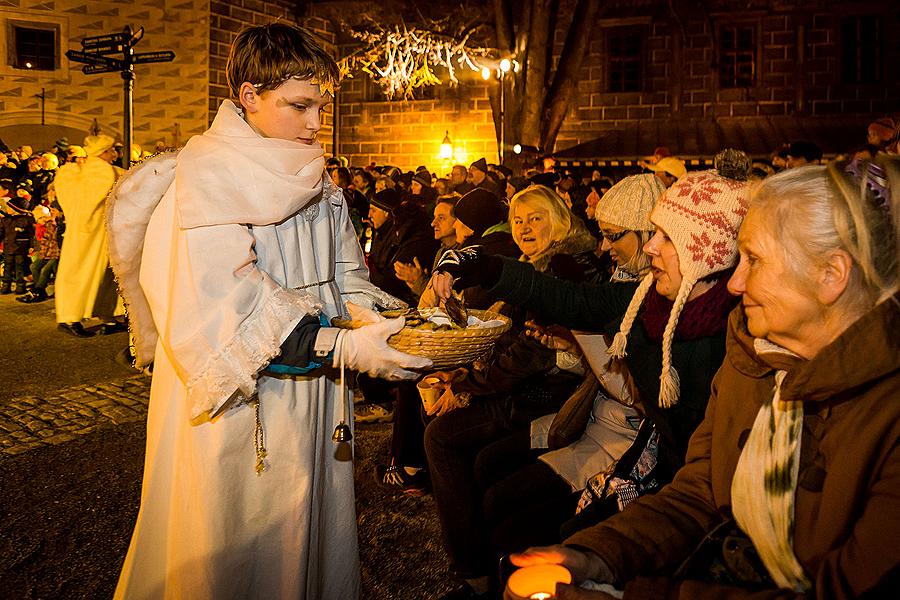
[113,101,395,600]
[53,156,124,323]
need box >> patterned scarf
[730,339,811,592]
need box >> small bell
[332,421,352,443]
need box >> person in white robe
[106,24,430,600]
[54,134,124,336]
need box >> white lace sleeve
[184,285,321,419]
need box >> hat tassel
[608,274,655,359]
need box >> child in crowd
[1,180,34,294]
[108,23,429,600]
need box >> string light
[339,25,494,99]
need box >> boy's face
[240,78,332,144]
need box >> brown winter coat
[566,294,900,599]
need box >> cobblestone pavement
[0,374,151,456]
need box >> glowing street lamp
[439,131,453,160]
[481,66,491,80]
[513,143,522,154]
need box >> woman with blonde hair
[425,184,606,599]
[511,155,900,598]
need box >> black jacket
[486,258,730,481]
[368,201,439,306]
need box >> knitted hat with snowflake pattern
[608,165,751,408]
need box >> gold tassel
[253,398,267,475]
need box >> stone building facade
[2,0,897,171]
[0,0,211,152]
[330,0,900,171]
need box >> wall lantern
[439,131,453,160]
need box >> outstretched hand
[524,321,578,353]
[337,304,432,380]
[433,246,486,301]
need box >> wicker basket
[333,309,511,370]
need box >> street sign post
[67,50,123,69]
[132,51,175,65]
[67,25,174,168]
[82,64,120,75]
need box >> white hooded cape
[111,101,398,600]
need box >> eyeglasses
[601,229,632,243]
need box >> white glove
[336,306,433,381]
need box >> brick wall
[0,0,209,151]
[334,0,899,168]
[335,75,498,175]
[208,1,336,153]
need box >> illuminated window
[10,24,58,70]
[719,24,756,88]
[841,16,881,83]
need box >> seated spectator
[424,185,608,598]
[432,159,751,599]
[511,155,900,599]
[475,173,666,567]
[450,164,474,195]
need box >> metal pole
[40,88,45,125]
[499,74,505,165]
[121,48,134,169]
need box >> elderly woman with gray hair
[511,155,900,599]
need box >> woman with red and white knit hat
[609,150,752,409]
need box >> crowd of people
[319,116,900,599]
[1,135,141,337]
[5,20,899,600]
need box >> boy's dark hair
[226,23,340,98]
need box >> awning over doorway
[555,116,874,167]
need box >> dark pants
[482,452,578,555]
[425,396,557,578]
[2,253,27,284]
[391,382,428,468]
[30,257,58,290]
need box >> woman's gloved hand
[336,304,432,380]
[433,246,502,301]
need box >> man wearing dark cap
[411,167,437,214]
[469,158,489,187]
[366,189,438,307]
[469,158,503,195]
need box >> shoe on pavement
[57,322,97,338]
[354,402,393,424]
[98,320,129,335]
[374,462,431,496]
[16,289,48,303]
[0,282,11,295]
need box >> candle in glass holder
[504,564,572,600]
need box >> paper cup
[417,377,442,413]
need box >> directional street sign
[66,50,124,69]
[82,64,119,75]
[83,43,125,55]
[82,32,131,50]
[73,24,173,170]
[132,51,175,65]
